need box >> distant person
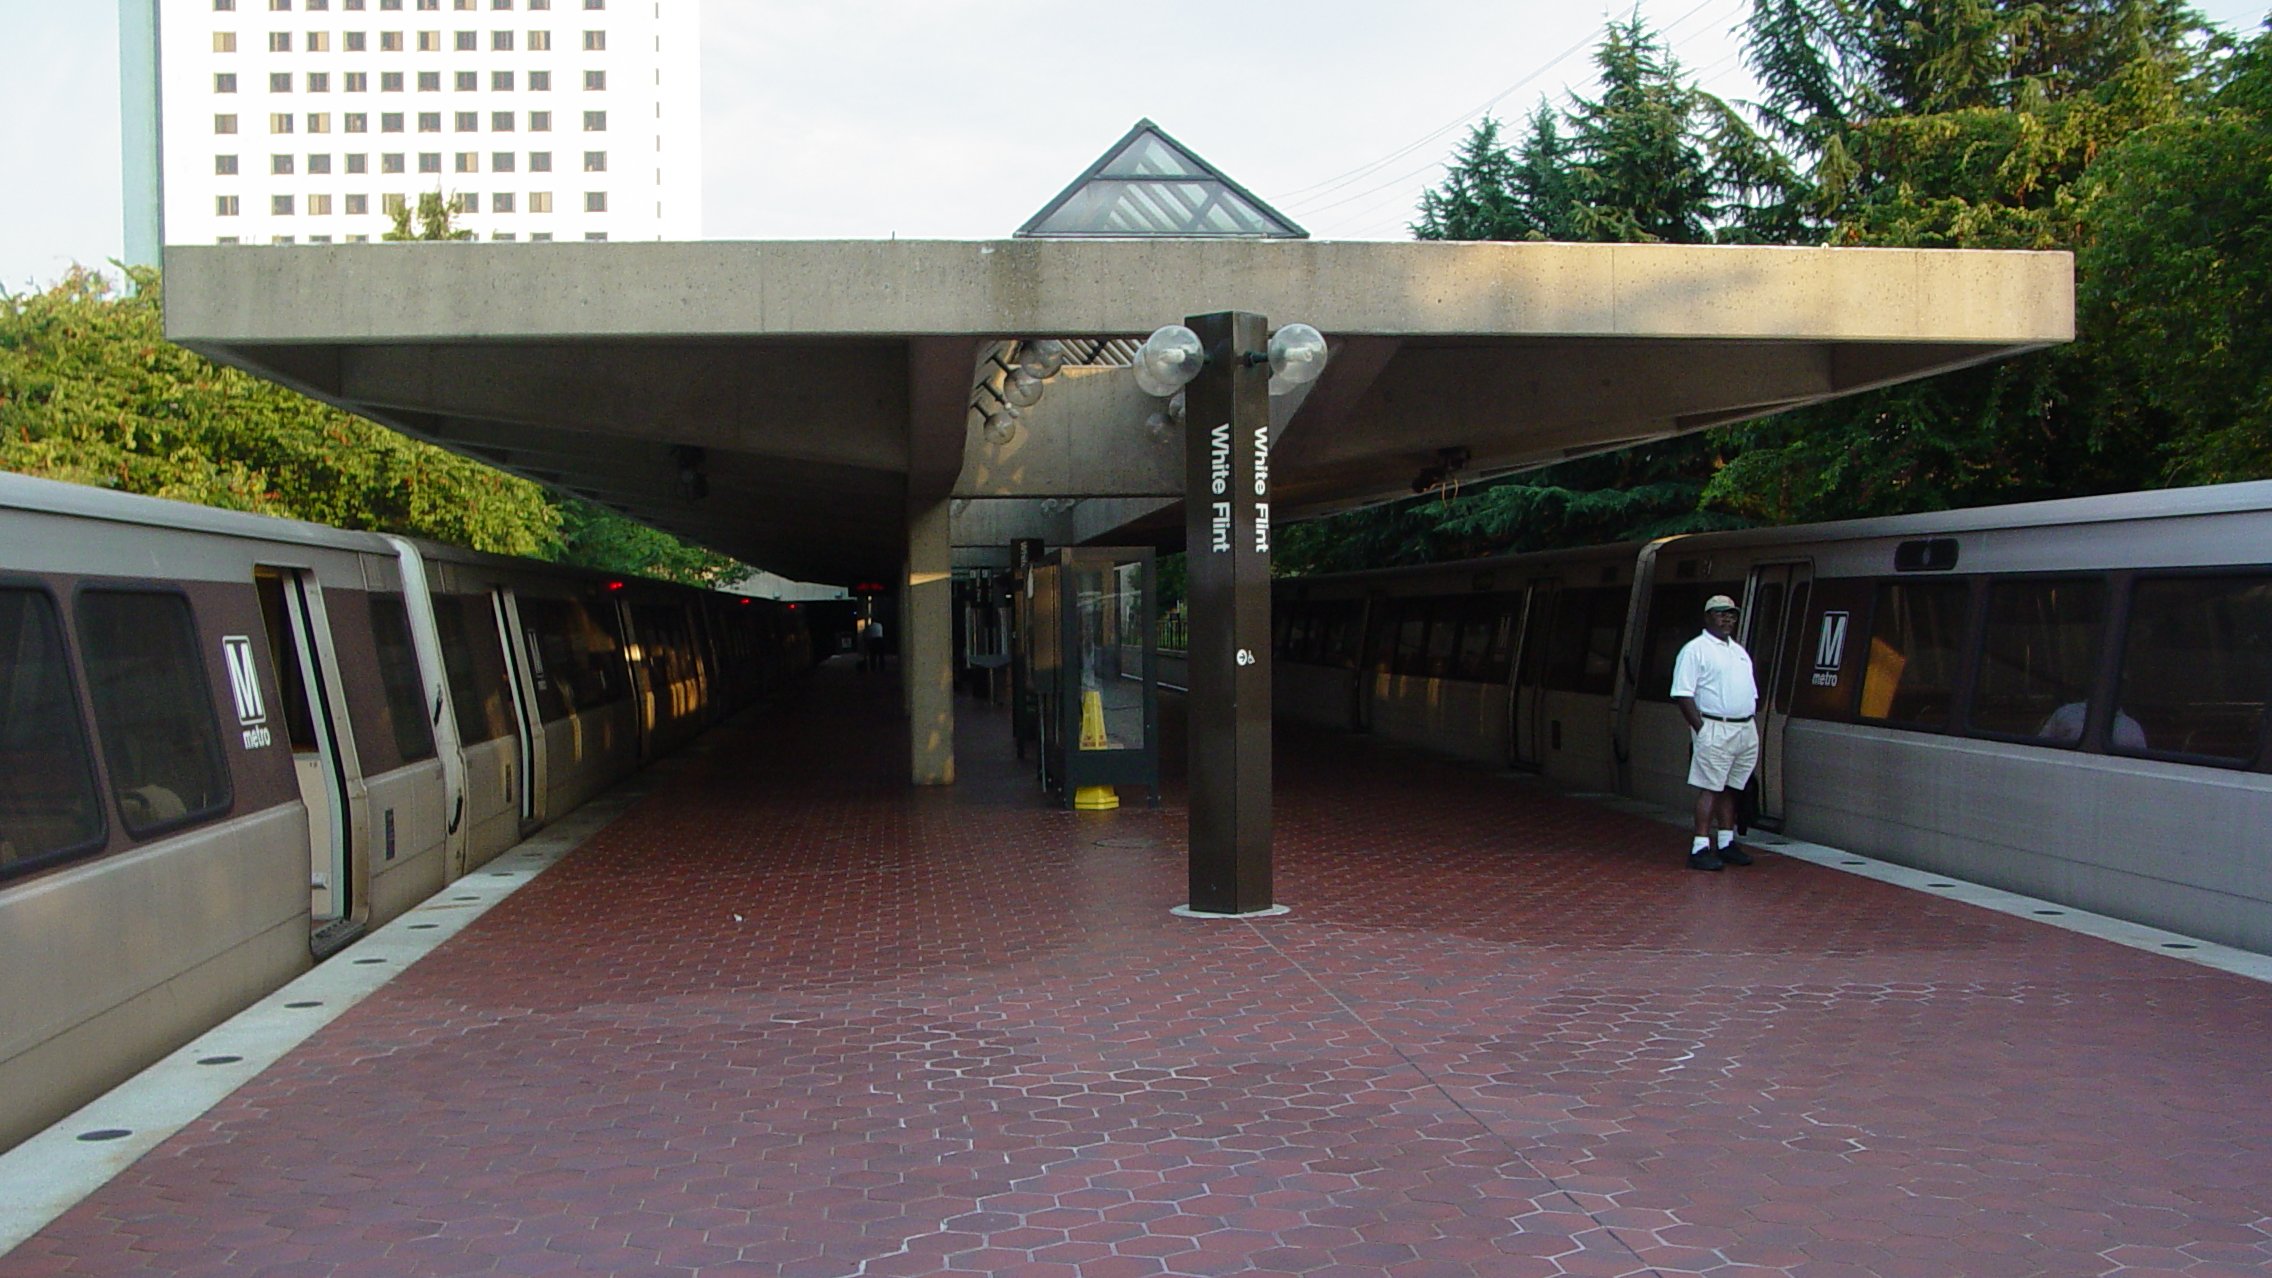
[862,618,887,672]
[1671,595,1758,872]
[2037,701,2148,750]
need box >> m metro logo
[221,636,275,749]
[1811,611,1850,687]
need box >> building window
[456,70,478,91]
[271,236,296,244]
[418,71,441,91]
[270,113,294,133]
[270,0,289,9]
[214,32,237,51]
[307,31,330,51]
[491,151,516,171]
[582,29,604,49]
[215,114,239,134]
[581,150,605,172]
[215,0,234,8]
[455,111,478,131]
[271,72,293,93]
[460,193,481,212]
[491,70,515,91]
[528,0,546,8]
[309,194,333,215]
[215,154,239,175]
[272,154,296,174]
[345,30,367,50]
[528,150,550,171]
[417,31,440,51]
[493,0,512,7]
[418,111,441,131]
[418,152,441,172]
[346,153,367,172]
[307,113,331,133]
[527,29,550,50]
[529,191,551,212]
[346,193,369,214]
[491,111,515,131]
[582,110,604,131]
[456,151,479,172]
[584,231,606,241]
[492,30,515,50]
[381,30,403,50]
[308,153,332,173]
[217,195,240,215]
[382,71,403,91]
[346,0,365,8]
[584,70,605,91]
[382,152,405,172]
[270,31,293,51]
[583,191,605,212]
[381,111,404,131]
[214,73,238,93]
[455,0,474,8]
[528,70,550,91]
[308,72,330,92]
[217,236,240,244]
[455,30,477,50]
[384,192,406,213]
[584,0,602,7]
[343,72,367,92]
[529,111,550,131]
[492,231,516,240]
[273,194,296,215]
[345,112,368,131]
[308,235,332,244]
[308,0,330,8]
[492,191,515,211]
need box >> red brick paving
[6,660,2272,1277]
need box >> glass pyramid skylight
[1016,120,1307,239]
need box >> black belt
[1698,711,1753,723]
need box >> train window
[2115,575,2272,764]
[0,588,106,876]
[1773,580,1812,714]
[1639,582,1742,700]
[1540,587,1625,695]
[1970,579,2106,745]
[368,596,437,763]
[76,591,233,837]
[1423,597,1459,677]
[1390,602,1427,677]
[1449,597,1496,682]
[1856,581,1971,727]
[430,594,515,743]
[1314,601,1363,669]
[517,597,627,719]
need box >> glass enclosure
[1024,547,1159,806]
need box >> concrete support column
[906,498,956,786]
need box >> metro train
[1274,481,2272,954]
[0,473,811,1151]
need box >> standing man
[1670,594,1759,871]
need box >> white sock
[1717,830,1735,850]
[1691,837,1710,854]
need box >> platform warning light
[786,603,799,611]
[605,580,626,592]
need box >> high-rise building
[121,0,701,258]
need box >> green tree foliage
[383,191,476,242]
[554,499,751,588]
[0,267,558,554]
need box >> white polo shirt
[1670,629,1757,719]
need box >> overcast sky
[4,0,2268,291]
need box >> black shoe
[1688,849,1725,872]
[1716,843,1754,867]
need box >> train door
[617,596,655,762]
[1743,562,1813,825]
[1507,582,1556,768]
[490,589,544,827]
[254,567,355,935]
[1353,594,1391,732]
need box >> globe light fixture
[1018,339,1068,380]
[1266,323,1329,395]
[1133,325,1205,397]
[983,404,1021,445]
[1004,372,1046,408]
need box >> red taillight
[606,580,625,592]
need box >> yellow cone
[1079,688,1109,750]
[1074,784,1120,810]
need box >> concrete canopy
[164,238,2071,584]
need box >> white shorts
[1688,718,1759,792]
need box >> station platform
[5,659,2271,1278]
